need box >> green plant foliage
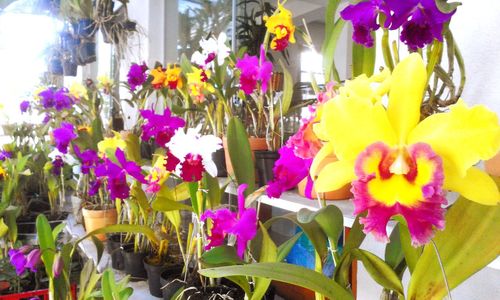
[227,117,255,194]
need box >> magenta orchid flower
[140,108,186,147]
[127,62,148,91]
[52,122,77,154]
[20,100,30,113]
[236,45,273,94]
[0,150,12,161]
[39,88,55,109]
[95,148,146,201]
[51,155,64,176]
[54,88,73,111]
[266,145,312,198]
[73,145,99,174]
[201,184,258,257]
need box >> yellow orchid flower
[69,82,88,100]
[0,166,7,180]
[98,131,126,157]
[264,1,296,51]
[97,75,113,94]
[165,64,183,90]
[151,66,167,89]
[312,53,500,246]
[146,155,170,193]
[187,67,215,104]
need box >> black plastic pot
[77,18,96,38]
[212,148,227,177]
[122,244,147,279]
[144,260,182,298]
[78,41,96,65]
[160,267,185,300]
[254,150,279,187]
[183,285,242,299]
[62,59,78,76]
[106,233,131,270]
[48,58,63,75]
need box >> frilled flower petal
[180,154,204,182]
[316,96,396,162]
[115,148,146,183]
[340,0,389,47]
[127,62,148,91]
[443,165,500,205]
[387,53,427,144]
[201,209,237,249]
[352,142,446,246]
[52,122,77,154]
[230,208,257,257]
[25,249,41,273]
[408,100,500,177]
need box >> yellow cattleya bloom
[151,66,167,89]
[98,131,126,156]
[264,2,296,51]
[165,64,183,90]
[312,53,500,246]
[97,75,113,94]
[187,67,214,104]
[69,82,87,100]
[0,166,7,180]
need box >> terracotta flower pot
[82,207,117,241]
[222,136,268,176]
[298,155,352,201]
[484,151,500,176]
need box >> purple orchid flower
[236,45,273,94]
[0,150,13,161]
[54,88,73,111]
[52,122,77,154]
[127,62,148,91]
[52,253,63,278]
[8,248,28,275]
[39,88,55,109]
[115,148,146,183]
[140,108,186,147]
[20,100,30,113]
[340,0,455,49]
[42,113,51,124]
[25,249,41,273]
[266,145,312,198]
[88,179,102,196]
[52,155,64,176]
[73,145,99,174]
[201,184,257,258]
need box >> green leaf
[0,218,7,238]
[277,232,303,262]
[91,117,104,148]
[385,225,404,270]
[77,224,159,246]
[180,53,193,74]
[52,222,66,241]
[226,276,252,298]
[199,263,354,300]
[275,60,293,117]
[265,213,328,259]
[201,246,244,267]
[91,235,104,265]
[4,206,20,243]
[251,223,278,300]
[152,197,193,212]
[157,183,190,202]
[322,19,346,82]
[435,0,461,13]
[399,223,421,274]
[166,210,181,229]
[298,206,343,247]
[343,214,366,254]
[408,197,500,300]
[352,40,376,77]
[351,249,404,297]
[36,214,56,277]
[187,181,200,215]
[202,173,222,210]
[227,117,255,195]
[101,269,115,300]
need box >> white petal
[203,159,218,177]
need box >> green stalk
[382,29,394,71]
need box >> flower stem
[431,239,452,300]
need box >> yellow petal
[387,53,427,145]
[310,143,333,178]
[314,159,356,193]
[319,96,397,162]
[409,100,500,177]
[444,166,500,205]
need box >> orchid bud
[52,252,63,278]
[25,249,41,272]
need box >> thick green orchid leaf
[227,117,255,195]
[199,262,353,300]
[353,39,376,77]
[298,205,344,248]
[251,223,278,300]
[123,132,141,163]
[277,232,303,262]
[385,225,404,270]
[157,183,190,202]
[265,213,328,259]
[351,249,405,297]
[152,197,193,212]
[201,246,244,267]
[399,222,422,274]
[0,218,8,238]
[343,214,366,254]
[36,214,56,277]
[408,197,500,299]
[90,235,104,265]
[78,224,160,246]
[322,0,345,82]
[202,173,222,210]
[4,206,20,243]
[435,0,461,13]
[274,60,293,117]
